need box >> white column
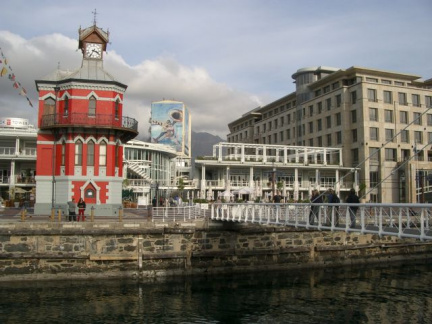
[335,169,340,195]
[249,166,254,188]
[323,148,327,165]
[294,168,299,201]
[241,144,245,163]
[283,147,287,164]
[201,165,206,198]
[315,169,320,190]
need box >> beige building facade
[227,66,432,203]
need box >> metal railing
[210,203,432,241]
[40,113,138,132]
[152,205,207,222]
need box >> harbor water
[0,261,431,323]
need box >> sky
[0,0,431,139]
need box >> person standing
[67,198,77,222]
[309,190,323,225]
[77,198,86,222]
[152,196,157,207]
[328,188,340,226]
[346,189,360,228]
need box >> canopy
[218,190,234,197]
[233,187,254,195]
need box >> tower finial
[92,8,97,26]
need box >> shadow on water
[0,260,431,323]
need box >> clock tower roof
[78,24,109,52]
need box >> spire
[92,8,98,26]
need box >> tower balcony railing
[40,113,138,133]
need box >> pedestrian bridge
[208,203,432,241]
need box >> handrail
[210,202,432,241]
[40,113,138,132]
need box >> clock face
[85,43,102,59]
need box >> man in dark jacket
[346,189,360,228]
[309,190,323,225]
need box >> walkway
[210,203,432,241]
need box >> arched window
[115,99,120,119]
[99,141,107,166]
[88,96,96,116]
[75,140,83,166]
[64,97,69,116]
[85,188,95,199]
[87,140,95,166]
[43,97,55,115]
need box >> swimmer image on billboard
[150,101,184,152]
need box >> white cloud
[0,31,260,138]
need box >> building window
[412,94,420,107]
[413,112,422,125]
[89,96,96,116]
[336,94,342,108]
[385,129,394,142]
[336,113,341,126]
[309,138,314,146]
[280,116,284,126]
[336,131,342,144]
[326,116,331,128]
[273,133,277,143]
[115,99,120,119]
[367,89,377,102]
[384,110,393,123]
[366,77,378,83]
[287,114,291,124]
[352,148,359,165]
[395,81,404,86]
[308,105,313,116]
[350,91,357,104]
[398,92,407,105]
[383,91,392,104]
[426,96,432,108]
[317,102,322,113]
[369,108,378,122]
[75,140,83,166]
[428,132,432,145]
[286,129,290,140]
[87,140,95,166]
[332,81,340,90]
[370,127,379,141]
[323,85,330,93]
[351,110,357,123]
[43,97,55,115]
[274,119,278,128]
[61,141,66,166]
[64,97,69,116]
[370,147,380,161]
[99,141,107,166]
[427,114,432,126]
[279,131,284,142]
[385,148,396,161]
[352,129,357,142]
[370,171,379,188]
[115,143,120,168]
[309,121,313,133]
[326,98,331,110]
[401,130,409,143]
[317,136,322,147]
[317,119,322,131]
[400,111,408,124]
[327,134,332,146]
[381,79,392,85]
[414,131,423,144]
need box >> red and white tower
[34,23,138,216]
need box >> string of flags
[0,47,34,108]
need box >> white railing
[210,203,432,241]
[152,205,207,222]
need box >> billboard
[0,117,29,128]
[183,106,191,157]
[150,101,184,153]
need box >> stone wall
[0,220,431,281]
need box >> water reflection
[0,261,431,323]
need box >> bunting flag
[0,47,34,108]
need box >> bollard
[58,209,62,222]
[20,208,26,222]
[50,208,55,222]
[119,206,123,222]
[91,206,95,222]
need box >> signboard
[0,117,29,128]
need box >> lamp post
[51,86,60,211]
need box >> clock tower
[34,22,138,217]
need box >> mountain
[191,131,224,158]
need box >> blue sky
[1,0,431,138]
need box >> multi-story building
[195,142,357,202]
[34,22,138,215]
[227,66,432,203]
[0,117,37,206]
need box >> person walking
[67,198,77,222]
[309,190,323,225]
[77,198,86,222]
[328,188,340,226]
[346,189,360,228]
